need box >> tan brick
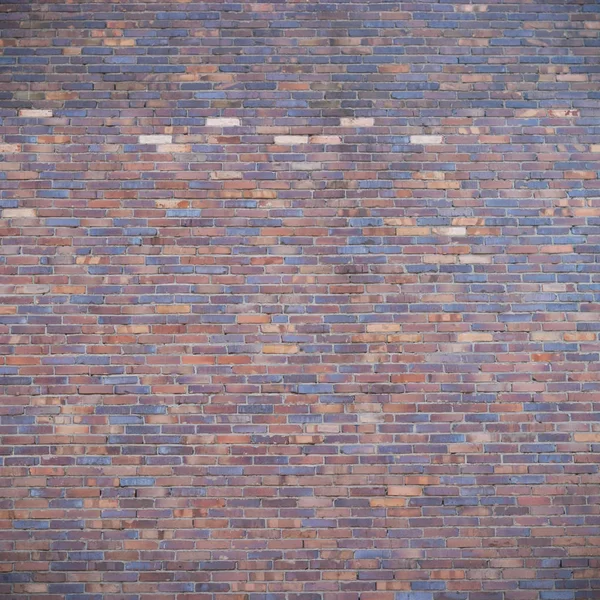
[205,117,240,127]
[370,498,406,507]
[574,433,600,442]
[310,135,341,144]
[237,314,270,324]
[340,117,374,127]
[0,144,20,153]
[274,135,309,145]
[210,171,243,180]
[540,245,573,254]
[15,285,50,295]
[458,254,492,264]
[458,333,493,342]
[2,208,36,218]
[156,305,191,314]
[395,227,431,235]
[388,485,422,496]
[157,144,191,153]
[414,171,445,180]
[565,170,596,179]
[263,344,299,354]
[423,254,456,264]
[366,323,401,333]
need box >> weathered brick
[340,117,374,127]
[1,1,598,597]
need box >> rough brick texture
[1,1,600,599]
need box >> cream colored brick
[410,135,443,144]
[432,226,467,236]
[3,208,36,218]
[139,134,172,144]
[205,117,240,127]
[340,117,374,127]
[274,135,309,145]
[19,109,52,118]
[0,144,20,153]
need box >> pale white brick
[3,208,36,218]
[410,135,443,144]
[340,117,374,127]
[205,117,240,127]
[19,109,53,118]
[432,227,467,236]
[139,135,172,144]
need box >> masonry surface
[0,1,599,599]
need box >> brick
[310,135,342,144]
[274,135,309,145]
[210,171,243,179]
[291,162,322,170]
[388,486,422,496]
[410,135,443,144]
[262,344,299,354]
[18,109,52,117]
[2,208,36,218]
[340,117,374,127]
[1,2,598,597]
[205,117,240,127]
[139,134,172,144]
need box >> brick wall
[1,1,599,598]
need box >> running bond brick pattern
[0,0,599,599]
